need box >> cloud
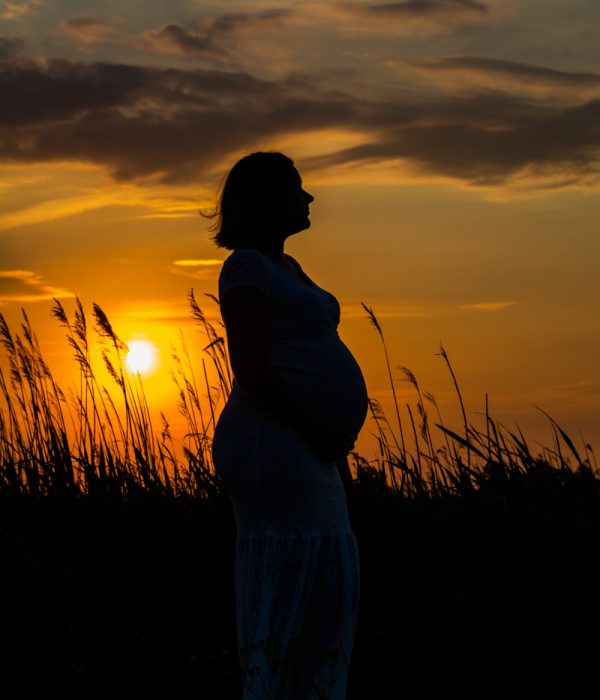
[0,57,353,182]
[55,9,294,62]
[143,23,223,59]
[61,18,115,44]
[536,379,600,399]
[143,9,292,58]
[0,35,24,58]
[306,97,600,186]
[0,269,42,282]
[169,265,220,281]
[342,301,434,319]
[460,301,516,311]
[0,269,74,305]
[1,59,169,128]
[416,56,600,95]
[345,0,489,30]
[1,54,600,188]
[0,191,127,229]
[211,8,291,33]
[172,260,223,266]
[1,1,38,21]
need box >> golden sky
[1,0,599,456]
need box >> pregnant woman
[211,152,368,700]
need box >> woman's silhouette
[211,152,368,699]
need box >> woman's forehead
[270,165,301,186]
[289,167,302,184]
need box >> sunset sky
[1,0,599,456]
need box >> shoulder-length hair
[207,151,295,250]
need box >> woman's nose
[304,190,314,204]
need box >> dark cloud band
[418,56,600,89]
[1,54,599,186]
[347,0,489,23]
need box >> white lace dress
[212,247,368,700]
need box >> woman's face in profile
[272,166,314,238]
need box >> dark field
[1,300,600,698]
[3,463,600,699]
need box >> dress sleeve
[218,248,270,298]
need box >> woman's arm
[220,286,355,462]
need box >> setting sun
[125,340,157,375]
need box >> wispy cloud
[0,269,74,305]
[169,264,221,281]
[0,269,43,283]
[172,259,223,267]
[342,300,435,319]
[460,301,516,311]
[143,23,224,59]
[1,0,39,21]
[416,56,600,96]
[0,192,123,229]
[211,8,290,33]
[141,9,292,59]
[58,8,293,61]
[532,379,600,412]
[536,379,600,399]
[61,18,116,44]
[343,0,489,31]
[169,260,223,285]
[0,185,206,229]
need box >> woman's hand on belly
[303,422,357,463]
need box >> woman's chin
[286,219,311,237]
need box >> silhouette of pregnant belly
[271,334,368,438]
[218,247,369,440]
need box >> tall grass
[360,306,597,499]
[0,295,596,499]
[0,295,226,498]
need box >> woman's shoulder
[219,247,272,296]
[224,246,270,264]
